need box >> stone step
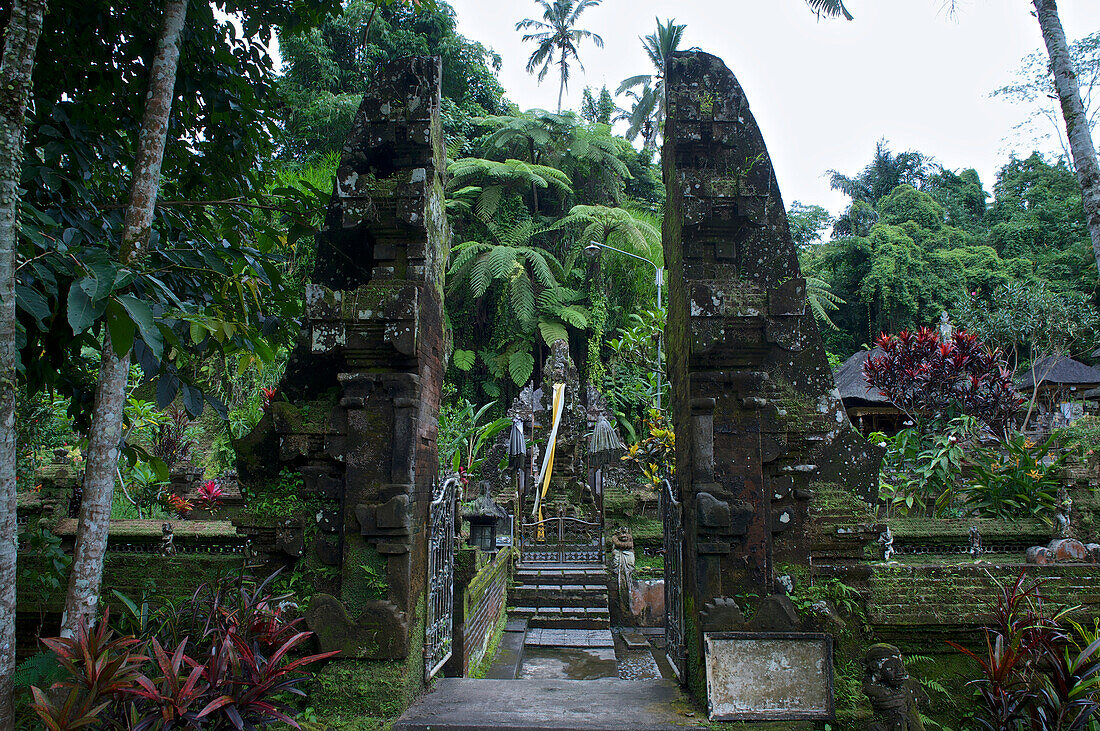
[511,585,608,608]
[510,606,611,630]
[515,569,609,586]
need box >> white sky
[446,0,1100,215]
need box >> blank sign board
[704,632,834,721]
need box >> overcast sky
[445,0,1100,215]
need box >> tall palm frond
[804,0,854,20]
[615,18,685,148]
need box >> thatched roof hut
[1017,355,1100,393]
[833,349,907,433]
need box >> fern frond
[510,271,536,328]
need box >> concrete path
[393,678,706,730]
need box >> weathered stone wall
[457,547,511,676]
[662,50,882,700]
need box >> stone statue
[879,526,895,561]
[968,526,982,557]
[863,643,926,731]
[938,311,952,341]
[1054,486,1072,539]
[160,522,176,557]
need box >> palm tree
[804,0,853,19]
[516,0,604,114]
[615,18,685,149]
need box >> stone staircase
[509,562,611,630]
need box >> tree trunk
[1033,0,1100,276]
[60,0,188,638]
[557,58,566,114]
[0,1,47,720]
[529,138,539,213]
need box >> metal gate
[424,474,458,680]
[662,478,685,680]
[519,516,602,563]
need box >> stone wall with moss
[459,547,511,676]
[309,596,427,727]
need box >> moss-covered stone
[310,597,426,723]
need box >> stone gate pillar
[236,55,449,716]
[662,50,880,697]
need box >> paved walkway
[393,678,706,730]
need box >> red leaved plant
[949,572,1100,730]
[30,608,146,730]
[31,573,338,729]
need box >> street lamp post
[583,241,664,411]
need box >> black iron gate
[519,515,602,563]
[662,478,685,680]
[424,474,458,680]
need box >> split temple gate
[237,50,879,715]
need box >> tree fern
[806,275,845,330]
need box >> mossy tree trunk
[0,0,48,724]
[60,0,188,638]
[1033,0,1100,277]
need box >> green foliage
[18,525,72,626]
[955,281,1099,368]
[244,468,308,518]
[785,575,864,621]
[279,0,506,160]
[580,85,615,125]
[1057,415,1100,461]
[16,1,333,430]
[15,387,72,489]
[873,416,976,518]
[12,652,62,692]
[787,201,833,247]
[622,409,675,488]
[964,432,1066,523]
[801,143,1095,357]
[437,397,510,488]
[604,308,664,440]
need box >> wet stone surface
[518,647,618,680]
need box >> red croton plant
[864,327,1023,438]
[30,574,337,729]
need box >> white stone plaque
[704,632,834,721]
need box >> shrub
[873,416,975,517]
[864,327,1023,437]
[949,573,1100,730]
[30,573,338,729]
[964,432,1065,522]
[150,406,196,470]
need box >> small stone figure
[863,643,926,731]
[938,310,952,341]
[968,525,982,558]
[1054,486,1072,539]
[160,522,176,556]
[879,526,895,561]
